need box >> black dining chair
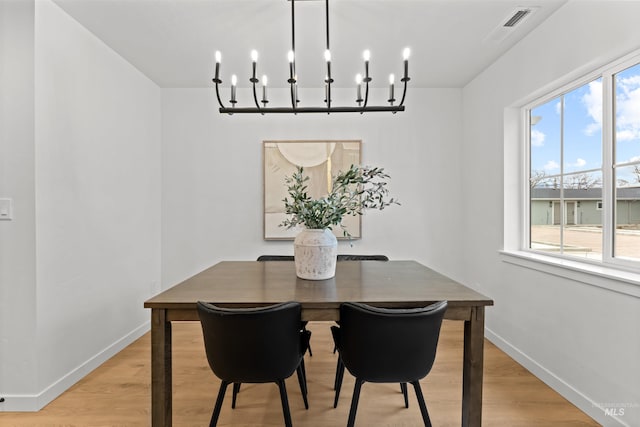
[332,254,388,354]
[331,301,448,427]
[337,254,389,261]
[197,301,311,427]
[256,255,295,261]
[256,255,313,357]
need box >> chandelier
[212,0,410,114]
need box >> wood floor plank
[0,321,598,426]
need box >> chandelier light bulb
[363,50,371,81]
[261,74,268,104]
[324,75,329,103]
[213,51,222,81]
[389,74,395,85]
[324,49,331,62]
[230,74,238,104]
[403,47,411,60]
[355,73,363,104]
[250,50,259,80]
[287,51,295,82]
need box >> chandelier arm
[213,79,226,110]
[251,82,263,112]
[398,77,410,107]
[363,81,370,109]
[290,84,297,110]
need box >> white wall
[462,2,640,426]
[0,0,162,411]
[161,87,463,288]
[0,0,38,401]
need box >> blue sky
[530,63,640,187]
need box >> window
[613,63,640,262]
[526,56,640,268]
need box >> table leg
[462,306,485,427]
[151,308,172,427]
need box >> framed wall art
[263,140,362,240]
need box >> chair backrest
[338,301,447,383]
[256,255,294,261]
[197,301,304,383]
[337,255,388,261]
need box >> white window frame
[522,51,640,273]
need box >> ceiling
[53,0,567,89]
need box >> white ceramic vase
[294,228,338,280]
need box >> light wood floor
[0,321,598,426]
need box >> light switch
[0,198,13,220]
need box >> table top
[145,260,493,310]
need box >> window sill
[500,250,640,298]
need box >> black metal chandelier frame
[212,0,410,114]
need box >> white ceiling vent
[484,6,538,43]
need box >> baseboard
[485,327,630,427]
[0,321,150,412]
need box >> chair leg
[300,355,307,385]
[411,380,432,427]
[209,381,229,427]
[333,357,345,408]
[232,382,241,409]
[347,379,364,427]
[296,360,309,409]
[400,382,409,408]
[277,379,293,427]
[302,321,312,357]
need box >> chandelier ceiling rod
[324,0,332,111]
[289,0,297,109]
[212,0,410,115]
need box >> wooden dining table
[144,260,493,426]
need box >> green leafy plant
[280,164,399,237]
